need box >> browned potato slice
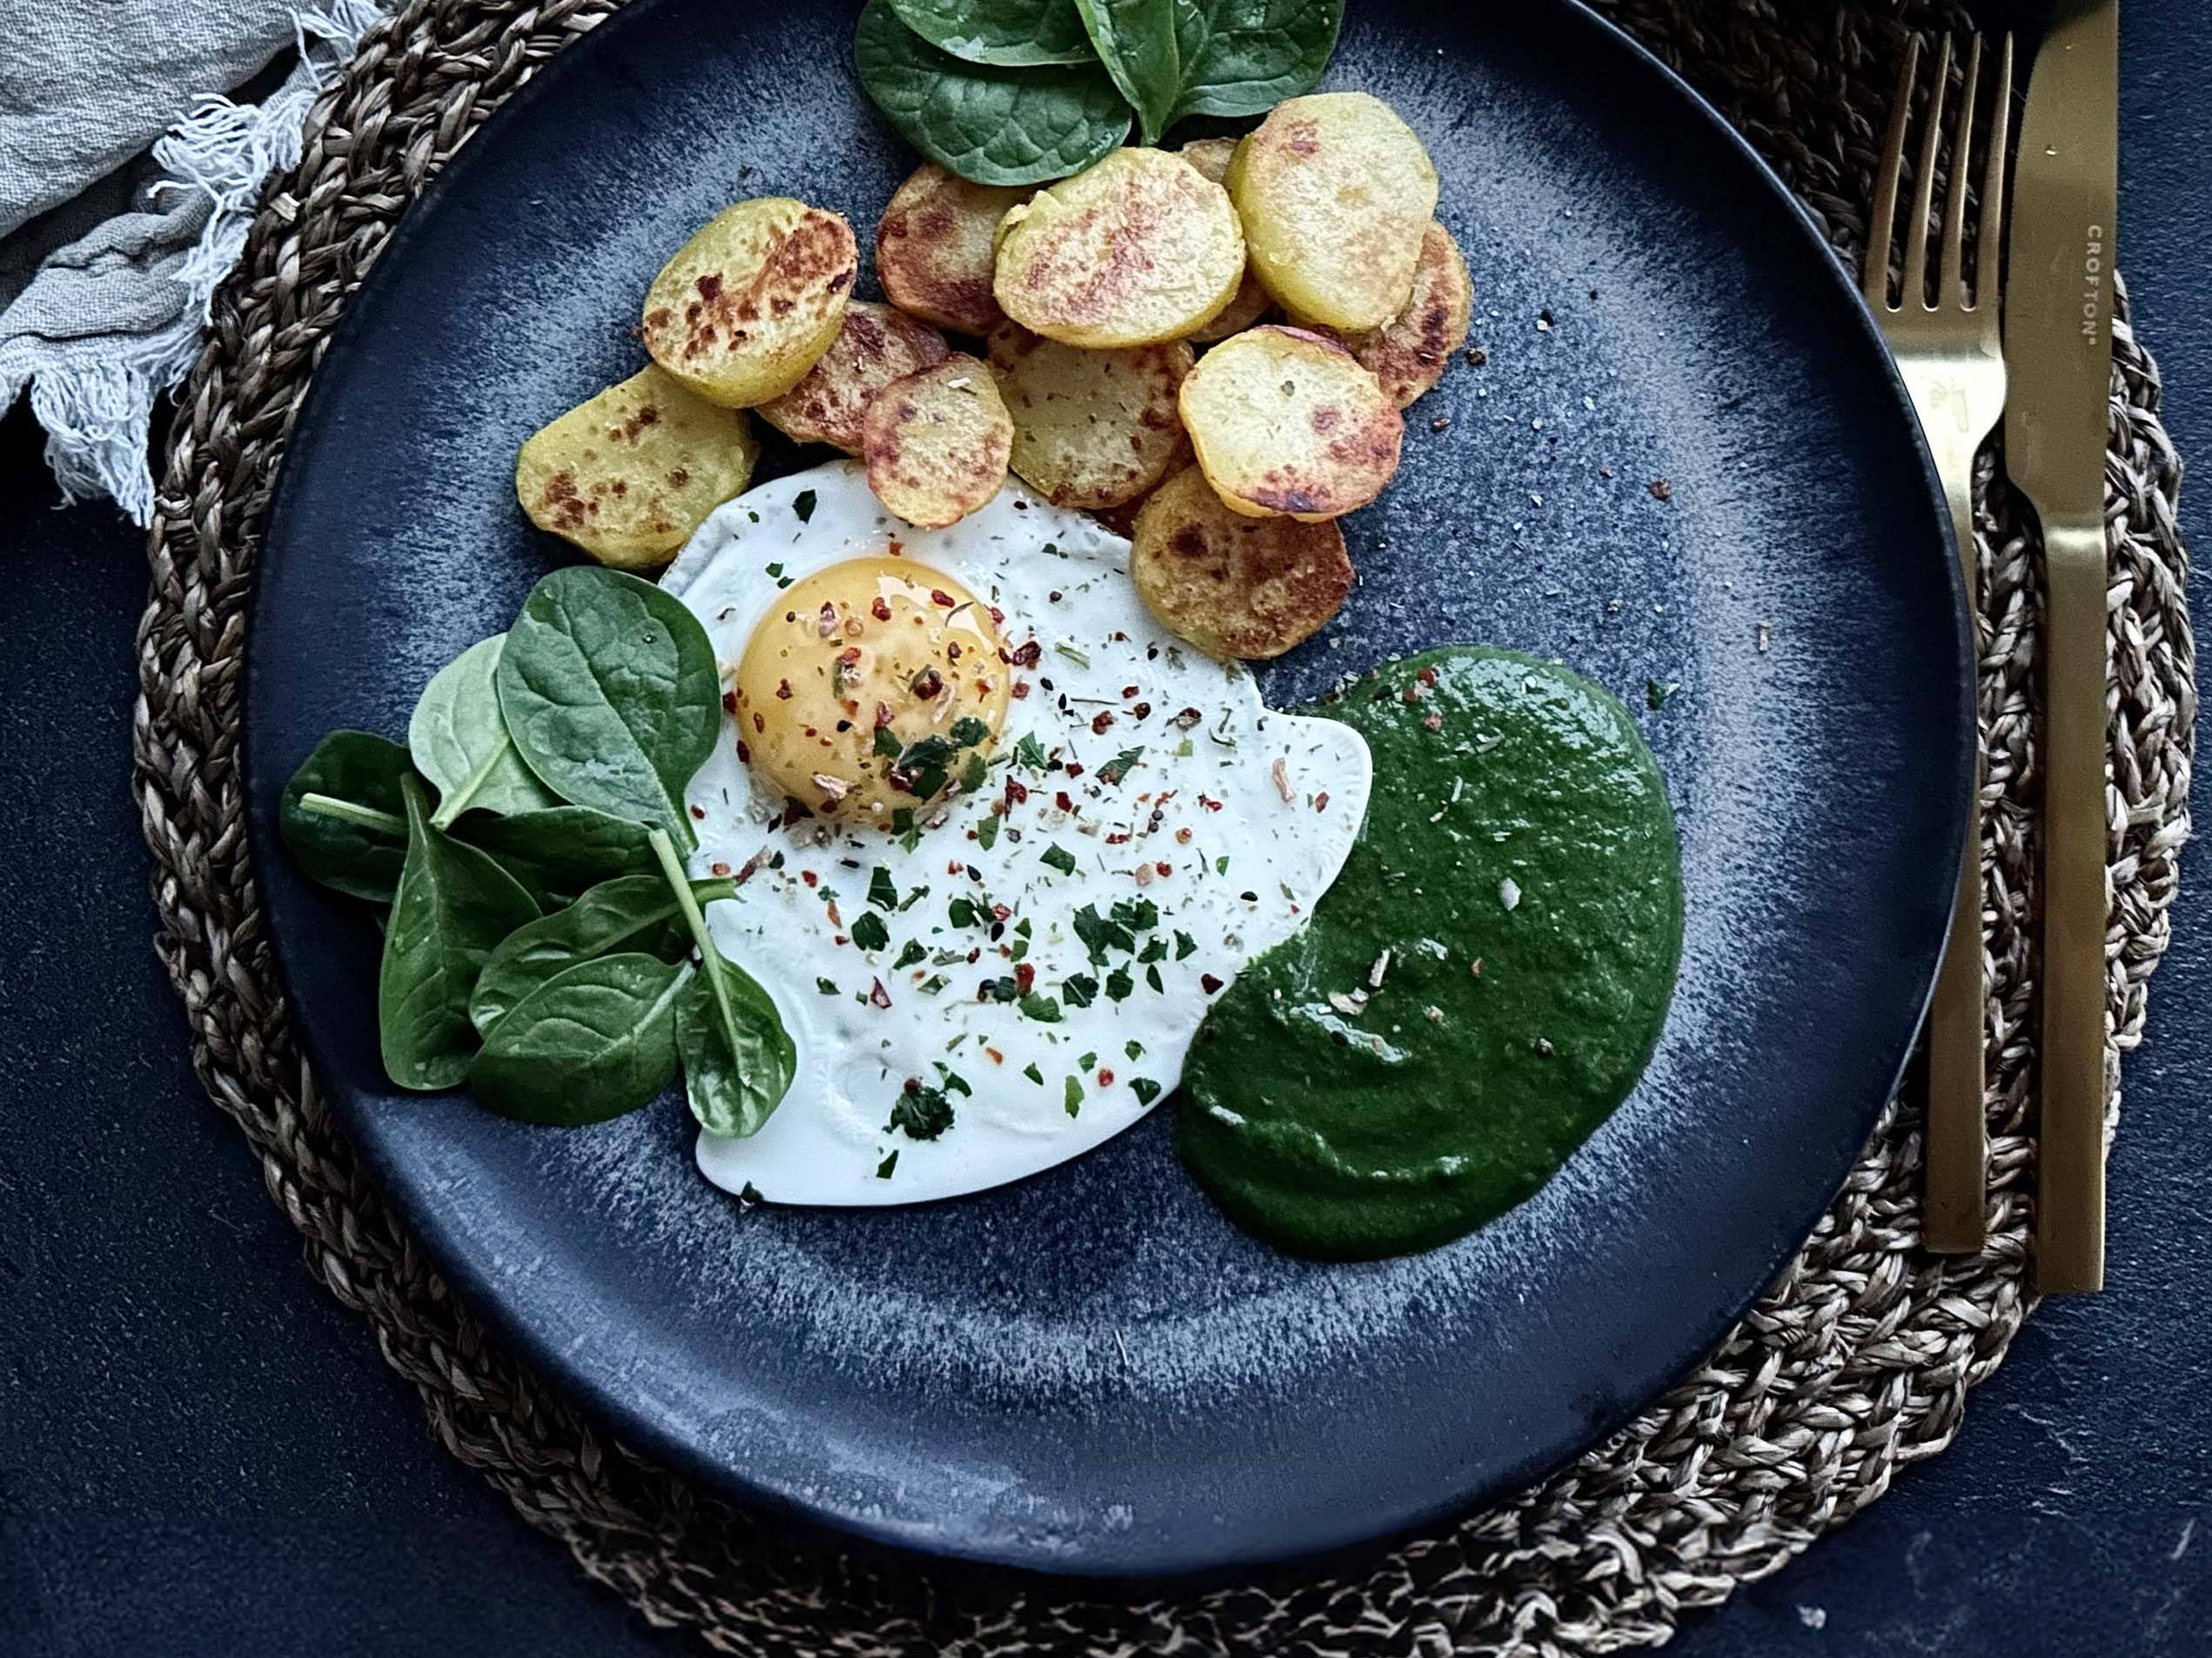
[1226,93,1438,332]
[1177,138,1273,344]
[875,164,1032,336]
[1178,326,1402,520]
[1132,467,1351,659]
[641,198,856,407]
[986,325,1193,509]
[993,149,1245,348]
[514,366,760,567]
[756,302,949,452]
[861,353,1013,527]
[1338,223,1473,408]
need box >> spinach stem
[298,792,406,837]
[649,829,743,1057]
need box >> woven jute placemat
[133,1,2192,1651]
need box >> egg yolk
[732,557,1012,822]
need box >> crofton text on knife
[2007,0,2118,1293]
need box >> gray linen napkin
[1,2,388,523]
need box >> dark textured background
[2,1,2205,1650]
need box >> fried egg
[660,461,1370,1205]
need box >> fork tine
[1975,34,2014,331]
[1865,36,1920,306]
[1940,37,1981,306]
[1902,35,1952,309]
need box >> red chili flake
[775,679,793,700]
[946,641,962,662]
[1064,762,1085,778]
[816,602,840,638]
[1009,640,1042,668]
[966,948,982,963]
[869,979,893,1009]
[1155,862,1172,877]
[1012,682,1031,699]
[1004,779,1029,805]
[870,596,892,621]
[1418,667,1440,688]
[1649,477,1673,501]
[1090,710,1116,735]
[838,646,861,665]
[1176,827,1193,844]
[801,869,819,889]
[1313,792,1330,812]
[689,805,706,821]
[1423,713,1444,731]
[833,934,848,947]
[1201,973,1225,995]
[1172,708,1203,728]
[948,860,965,875]
[1199,794,1223,813]
[1131,701,1151,720]
[1402,685,1423,705]
[710,861,731,876]
[888,539,904,557]
[985,1046,1004,1064]
[1016,963,1036,994]
[1096,1069,1115,1087]
[973,677,993,696]
[874,701,895,728]
[929,588,956,607]
[911,667,943,699]
[990,903,1011,923]
[1122,685,1140,699]
[1055,790,1074,812]
[1105,832,1129,845]
[721,688,739,714]
[753,712,766,734]
[989,605,1006,625]
[735,741,752,763]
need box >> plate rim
[244,0,1970,1578]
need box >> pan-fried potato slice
[993,149,1245,348]
[987,325,1192,509]
[757,302,949,452]
[862,353,1014,528]
[1177,138,1273,343]
[1338,222,1474,408]
[515,366,760,567]
[1226,93,1438,332]
[1132,467,1351,660]
[875,164,1031,336]
[641,198,856,407]
[1178,326,1403,520]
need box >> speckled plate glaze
[248,0,1968,1576]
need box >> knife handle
[1924,488,1987,1255]
[2037,514,2109,1294]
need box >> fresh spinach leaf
[495,567,720,848]
[1166,0,1343,124]
[468,872,734,1036]
[379,775,542,1091]
[409,634,559,829]
[888,0,1094,65]
[676,949,797,1138]
[280,731,415,903]
[1074,0,1180,144]
[453,806,660,910]
[856,0,1132,186]
[469,952,687,1124]
[648,830,796,1139]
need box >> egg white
[661,461,1371,1205]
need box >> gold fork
[1864,33,2014,1255]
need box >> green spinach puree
[1176,648,1683,1259]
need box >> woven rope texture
[132,1,2191,1653]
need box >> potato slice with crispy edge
[756,302,950,453]
[986,324,1193,509]
[1226,93,1438,333]
[1176,138,1274,344]
[514,366,761,567]
[861,352,1014,528]
[1132,466,1352,660]
[1337,222,1474,409]
[875,164,1032,337]
[641,198,856,407]
[993,149,1245,348]
[1177,326,1403,520]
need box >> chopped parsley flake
[1096,745,1144,786]
[1062,972,1098,1008]
[948,895,982,929]
[893,940,926,970]
[959,751,988,795]
[1073,903,1135,963]
[1078,1051,1096,1072]
[1129,1077,1163,1105]
[738,1181,766,1205]
[919,974,948,995]
[975,815,1001,850]
[1138,936,1168,964]
[978,975,1020,1003]
[793,489,818,523]
[815,977,839,996]
[1054,642,1091,668]
[1174,930,1197,960]
[1063,1075,1084,1117]
[1646,678,1672,709]
[1124,1038,1144,1060]
[1019,992,1064,1024]
[950,716,992,747]
[1015,733,1049,772]
[932,1064,973,1098]
[850,912,889,951]
[1109,896,1159,931]
[1145,963,1164,993]
[1215,855,1230,875]
[876,1151,898,1178]
[1041,843,1077,876]
[1105,965,1135,1002]
[1023,1062,1045,1085]
[892,808,922,852]
[888,1077,955,1140]
[765,561,784,577]
[873,727,902,758]
[867,867,898,910]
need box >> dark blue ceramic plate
[248,0,1967,1577]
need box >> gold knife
[2008,0,2118,1294]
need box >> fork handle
[1924,487,1988,1254]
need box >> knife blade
[2007,0,2118,1294]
